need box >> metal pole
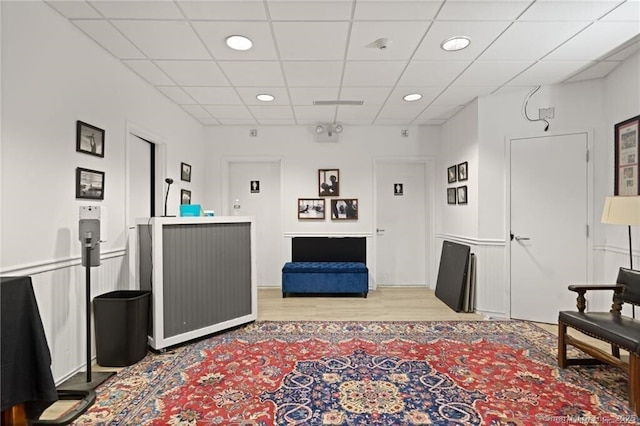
[85,233,92,383]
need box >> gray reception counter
[137,216,257,350]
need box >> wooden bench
[558,267,640,415]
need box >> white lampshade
[601,196,640,225]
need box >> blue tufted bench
[282,261,368,298]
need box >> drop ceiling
[46,0,640,126]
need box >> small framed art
[447,165,457,183]
[331,199,358,220]
[76,121,105,158]
[614,114,639,195]
[298,198,325,220]
[447,187,457,205]
[181,189,191,205]
[181,162,192,182]
[457,185,468,205]
[457,161,468,181]
[76,167,104,200]
[318,169,339,196]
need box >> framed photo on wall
[181,162,192,182]
[447,165,457,183]
[76,167,104,200]
[298,198,325,219]
[447,187,457,205]
[318,169,339,196]
[614,114,639,195]
[181,189,191,205]
[76,121,105,158]
[457,185,468,205]
[457,161,468,181]
[331,199,358,220]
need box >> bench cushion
[559,311,640,353]
[282,262,368,274]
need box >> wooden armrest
[566,284,625,313]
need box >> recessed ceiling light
[403,93,422,102]
[441,36,471,52]
[226,35,253,51]
[256,94,275,102]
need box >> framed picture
[457,161,468,181]
[331,199,358,220]
[447,187,457,205]
[615,114,639,195]
[250,180,260,193]
[181,189,191,205]
[457,185,468,205]
[447,165,457,183]
[318,169,339,196]
[181,162,192,182]
[76,167,104,200]
[76,121,104,158]
[298,198,325,220]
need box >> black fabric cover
[1,276,58,418]
[292,237,366,263]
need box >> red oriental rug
[72,321,639,425]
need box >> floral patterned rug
[72,321,638,425]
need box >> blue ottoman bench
[282,262,368,298]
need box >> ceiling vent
[313,100,364,106]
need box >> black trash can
[93,290,150,367]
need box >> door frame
[373,156,436,290]
[505,129,594,319]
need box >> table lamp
[601,195,640,270]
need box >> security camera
[373,38,391,50]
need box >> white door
[229,161,282,287]
[127,135,153,289]
[510,133,588,323]
[375,160,428,286]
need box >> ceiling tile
[257,119,297,125]
[600,0,640,21]
[437,1,533,21]
[192,21,278,61]
[519,1,623,21]
[289,87,340,105]
[177,1,267,20]
[199,118,221,125]
[415,105,464,120]
[545,21,640,60]
[236,87,291,105]
[112,20,210,60]
[282,61,344,86]
[293,105,338,121]
[413,21,512,60]
[347,21,428,60]
[339,87,392,105]
[123,60,174,85]
[273,22,350,60]
[184,87,243,104]
[343,61,407,86]
[88,1,183,19]
[73,20,145,59]
[398,61,470,86]
[267,1,353,20]
[157,86,196,104]
[46,1,102,19]
[155,61,227,86]
[507,61,593,86]
[248,106,295,120]
[354,1,441,20]
[479,22,590,61]
[203,105,253,119]
[218,61,286,86]
[563,61,622,83]
[217,118,259,125]
[336,105,382,121]
[181,104,212,119]
[377,104,424,120]
[453,61,534,86]
[432,86,497,105]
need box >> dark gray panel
[161,223,252,338]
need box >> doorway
[509,132,590,323]
[374,159,432,286]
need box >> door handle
[376,228,386,233]
[514,236,530,241]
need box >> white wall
[1,1,205,383]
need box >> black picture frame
[250,180,260,193]
[181,162,192,182]
[76,167,104,200]
[331,199,358,220]
[457,161,468,181]
[181,189,191,205]
[614,114,640,195]
[298,198,325,220]
[457,185,468,205]
[447,165,457,183]
[76,121,105,158]
[318,169,339,196]
[447,187,457,205]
